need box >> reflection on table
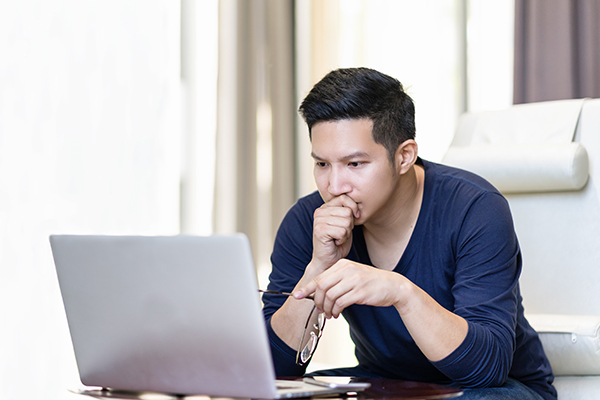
[71,377,463,400]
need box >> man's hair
[298,67,416,163]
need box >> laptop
[50,234,369,399]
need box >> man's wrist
[392,277,416,316]
[304,258,330,280]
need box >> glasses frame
[258,289,325,366]
[295,304,326,366]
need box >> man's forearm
[395,281,468,362]
[270,260,325,349]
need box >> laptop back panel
[51,234,278,398]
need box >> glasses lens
[296,306,325,365]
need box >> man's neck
[362,164,425,253]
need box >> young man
[262,67,556,400]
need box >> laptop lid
[51,234,283,398]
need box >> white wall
[0,2,181,399]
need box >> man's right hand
[270,194,359,351]
[311,194,360,272]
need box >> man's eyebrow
[311,151,370,161]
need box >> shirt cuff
[431,321,510,388]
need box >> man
[262,67,556,400]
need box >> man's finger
[293,281,317,299]
[323,195,360,219]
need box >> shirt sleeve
[431,191,521,388]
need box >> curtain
[215,0,296,272]
[514,0,600,104]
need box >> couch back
[443,99,600,316]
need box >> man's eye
[349,162,363,167]
[316,162,328,168]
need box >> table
[351,378,463,399]
[70,378,463,400]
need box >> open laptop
[50,234,369,399]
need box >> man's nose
[328,167,351,196]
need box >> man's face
[311,119,400,226]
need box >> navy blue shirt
[262,159,556,400]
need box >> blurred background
[3,0,595,398]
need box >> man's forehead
[311,119,374,141]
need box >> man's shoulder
[423,158,500,196]
[421,159,511,224]
[280,191,324,228]
[274,192,323,251]
[294,190,325,212]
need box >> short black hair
[298,67,416,163]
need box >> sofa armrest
[527,314,600,376]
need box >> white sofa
[443,98,600,400]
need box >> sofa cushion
[527,314,600,376]
[553,376,600,400]
[443,143,589,193]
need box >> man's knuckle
[325,291,337,302]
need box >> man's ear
[394,140,419,175]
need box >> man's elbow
[459,348,512,389]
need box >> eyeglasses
[259,290,326,366]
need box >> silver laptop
[50,234,369,399]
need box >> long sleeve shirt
[262,159,556,400]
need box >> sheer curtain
[180,0,219,236]
[215,0,296,281]
[514,0,600,103]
